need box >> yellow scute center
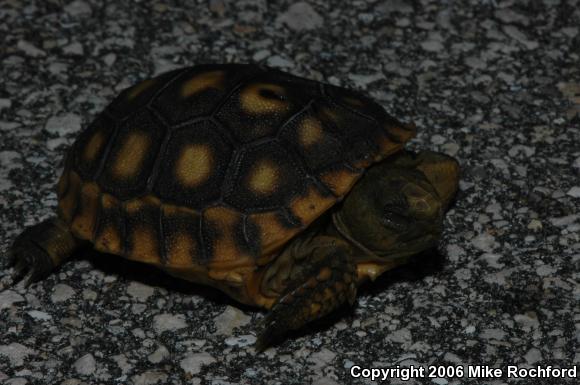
[84,131,104,162]
[181,71,225,98]
[176,144,213,187]
[240,83,288,114]
[127,79,155,100]
[112,132,150,179]
[248,160,279,195]
[298,116,323,147]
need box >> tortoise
[7,63,459,350]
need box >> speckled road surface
[1,1,579,384]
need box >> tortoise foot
[255,238,357,352]
[6,218,83,287]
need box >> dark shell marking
[58,64,415,269]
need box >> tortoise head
[334,151,459,263]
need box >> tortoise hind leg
[7,217,84,286]
[255,236,357,351]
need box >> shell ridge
[218,143,244,205]
[169,116,209,131]
[207,117,242,150]
[275,99,315,137]
[144,112,174,192]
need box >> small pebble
[180,353,216,375]
[152,314,187,333]
[73,353,96,376]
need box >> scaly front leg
[256,236,357,351]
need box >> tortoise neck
[330,212,382,262]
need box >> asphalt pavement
[0,0,579,384]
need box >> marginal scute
[71,182,100,240]
[94,224,122,254]
[57,167,69,198]
[290,185,336,224]
[319,167,362,196]
[125,198,143,214]
[130,225,160,264]
[101,193,118,210]
[57,171,81,224]
[204,206,248,263]
[161,204,201,266]
[249,211,298,259]
[310,302,322,316]
[208,269,244,284]
[387,121,417,144]
[181,70,225,98]
[84,131,105,162]
[166,232,196,267]
[374,134,397,159]
[342,96,365,107]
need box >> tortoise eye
[381,204,410,231]
[380,191,410,231]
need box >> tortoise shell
[56,64,416,273]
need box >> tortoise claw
[255,313,282,352]
[6,243,54,288]
[3,218,83,289]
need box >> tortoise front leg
[256,236,357,351]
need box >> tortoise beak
[414,151,460,210]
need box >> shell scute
[151,64,258,125]
[153,119,233,208]
[93,193,124,255]
[214,71,317,144]
[161,204,202,267]
[73,114,116,180]
[60,64,415,271]
[124,197,163,264]
[97,110,166,199]
[107,68,186,120]
[224,140,306,211]
[278,107,345,173]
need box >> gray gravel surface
[1,0,579,384]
